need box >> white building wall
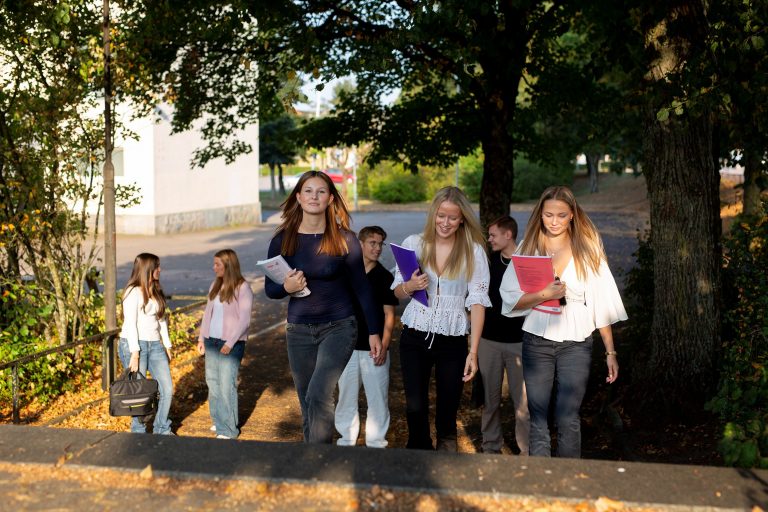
[114,115,157,234]
[107,110,260,235]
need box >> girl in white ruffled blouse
[393,186,491,451]
[499,186,627,458]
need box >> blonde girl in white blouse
[118,253,174,435]
[500,186,627,457]
[392,186,491,451]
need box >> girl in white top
[393,186,491,451]
[499,186,626,457]
[118,253,174,435]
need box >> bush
[369,164,427,203]
[0,282,99,409]
[706,206,768,468]
[0,280,201,416]
[365,153,483,203]
[458,152,484,202]
[511,157,574,202]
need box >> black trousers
[399,326,468,450]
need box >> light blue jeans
[286,316,357,444]
[522,332,592,458]
[117,338,174,435]
[204,338,245,439]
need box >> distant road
[110,209,643,298]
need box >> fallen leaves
[139,464,153,479]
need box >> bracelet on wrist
[605,350,618,357]
[401,282,412,297]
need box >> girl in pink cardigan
[197,249,254,439]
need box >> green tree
[119,0,578,227]
[260,115,300,197]
[0,1,111,344]
[707,0,768,215]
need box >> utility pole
[102,0,117,388]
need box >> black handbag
[109,369,159,417]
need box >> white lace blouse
[391,234,492,336]
[499,256,627,342]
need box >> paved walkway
[1,424,765,511]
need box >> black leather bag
[109,369,159,417]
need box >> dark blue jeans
[204,338,245,438]
[285,316,357,443]
[522,332,593,458]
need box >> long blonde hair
[209,249,246,303]
[123,253,166,319]
[276,171,351,256]
[420,186,486,279]
[518,186,606,280]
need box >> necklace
[500,253,511,266]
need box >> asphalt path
[109,208,646,299]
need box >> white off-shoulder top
[499,257,627,342]
[391,234,492,336]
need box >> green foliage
[0,282,100,409]
[260,115,300,167]
[167,310,201,348]
[422,164,455,199]
[458,152,484,202]
[1,1,110,345]
[706,208,768,468]
[0,283,200,414]
[510,157,574,203]
[369,163,426,203]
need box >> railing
[0,299,206,424]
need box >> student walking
[198,249,253,440]
[393,186,490,451]
[335,226,399,448]
[265,171,382,444]
[500,186,626,458]
[117,253,174,435]
[478,215,529,455]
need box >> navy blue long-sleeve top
[264,230,382,335]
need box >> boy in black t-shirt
[334,226,399,447]
[479,216,529,455]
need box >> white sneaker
[210,425,216,432]
[216,434,231,439]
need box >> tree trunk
[269,163,276,199]
[479,97,515,229]
[742,147,764,216]
[642,111,721,413]
[278,163,286,195]
[586,153,601,193]
[43,245,69,345]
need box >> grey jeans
[286,316,357,443]
[522,332,593,458]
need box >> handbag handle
[118,368,148,381]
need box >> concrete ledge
[0,425,766,510]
